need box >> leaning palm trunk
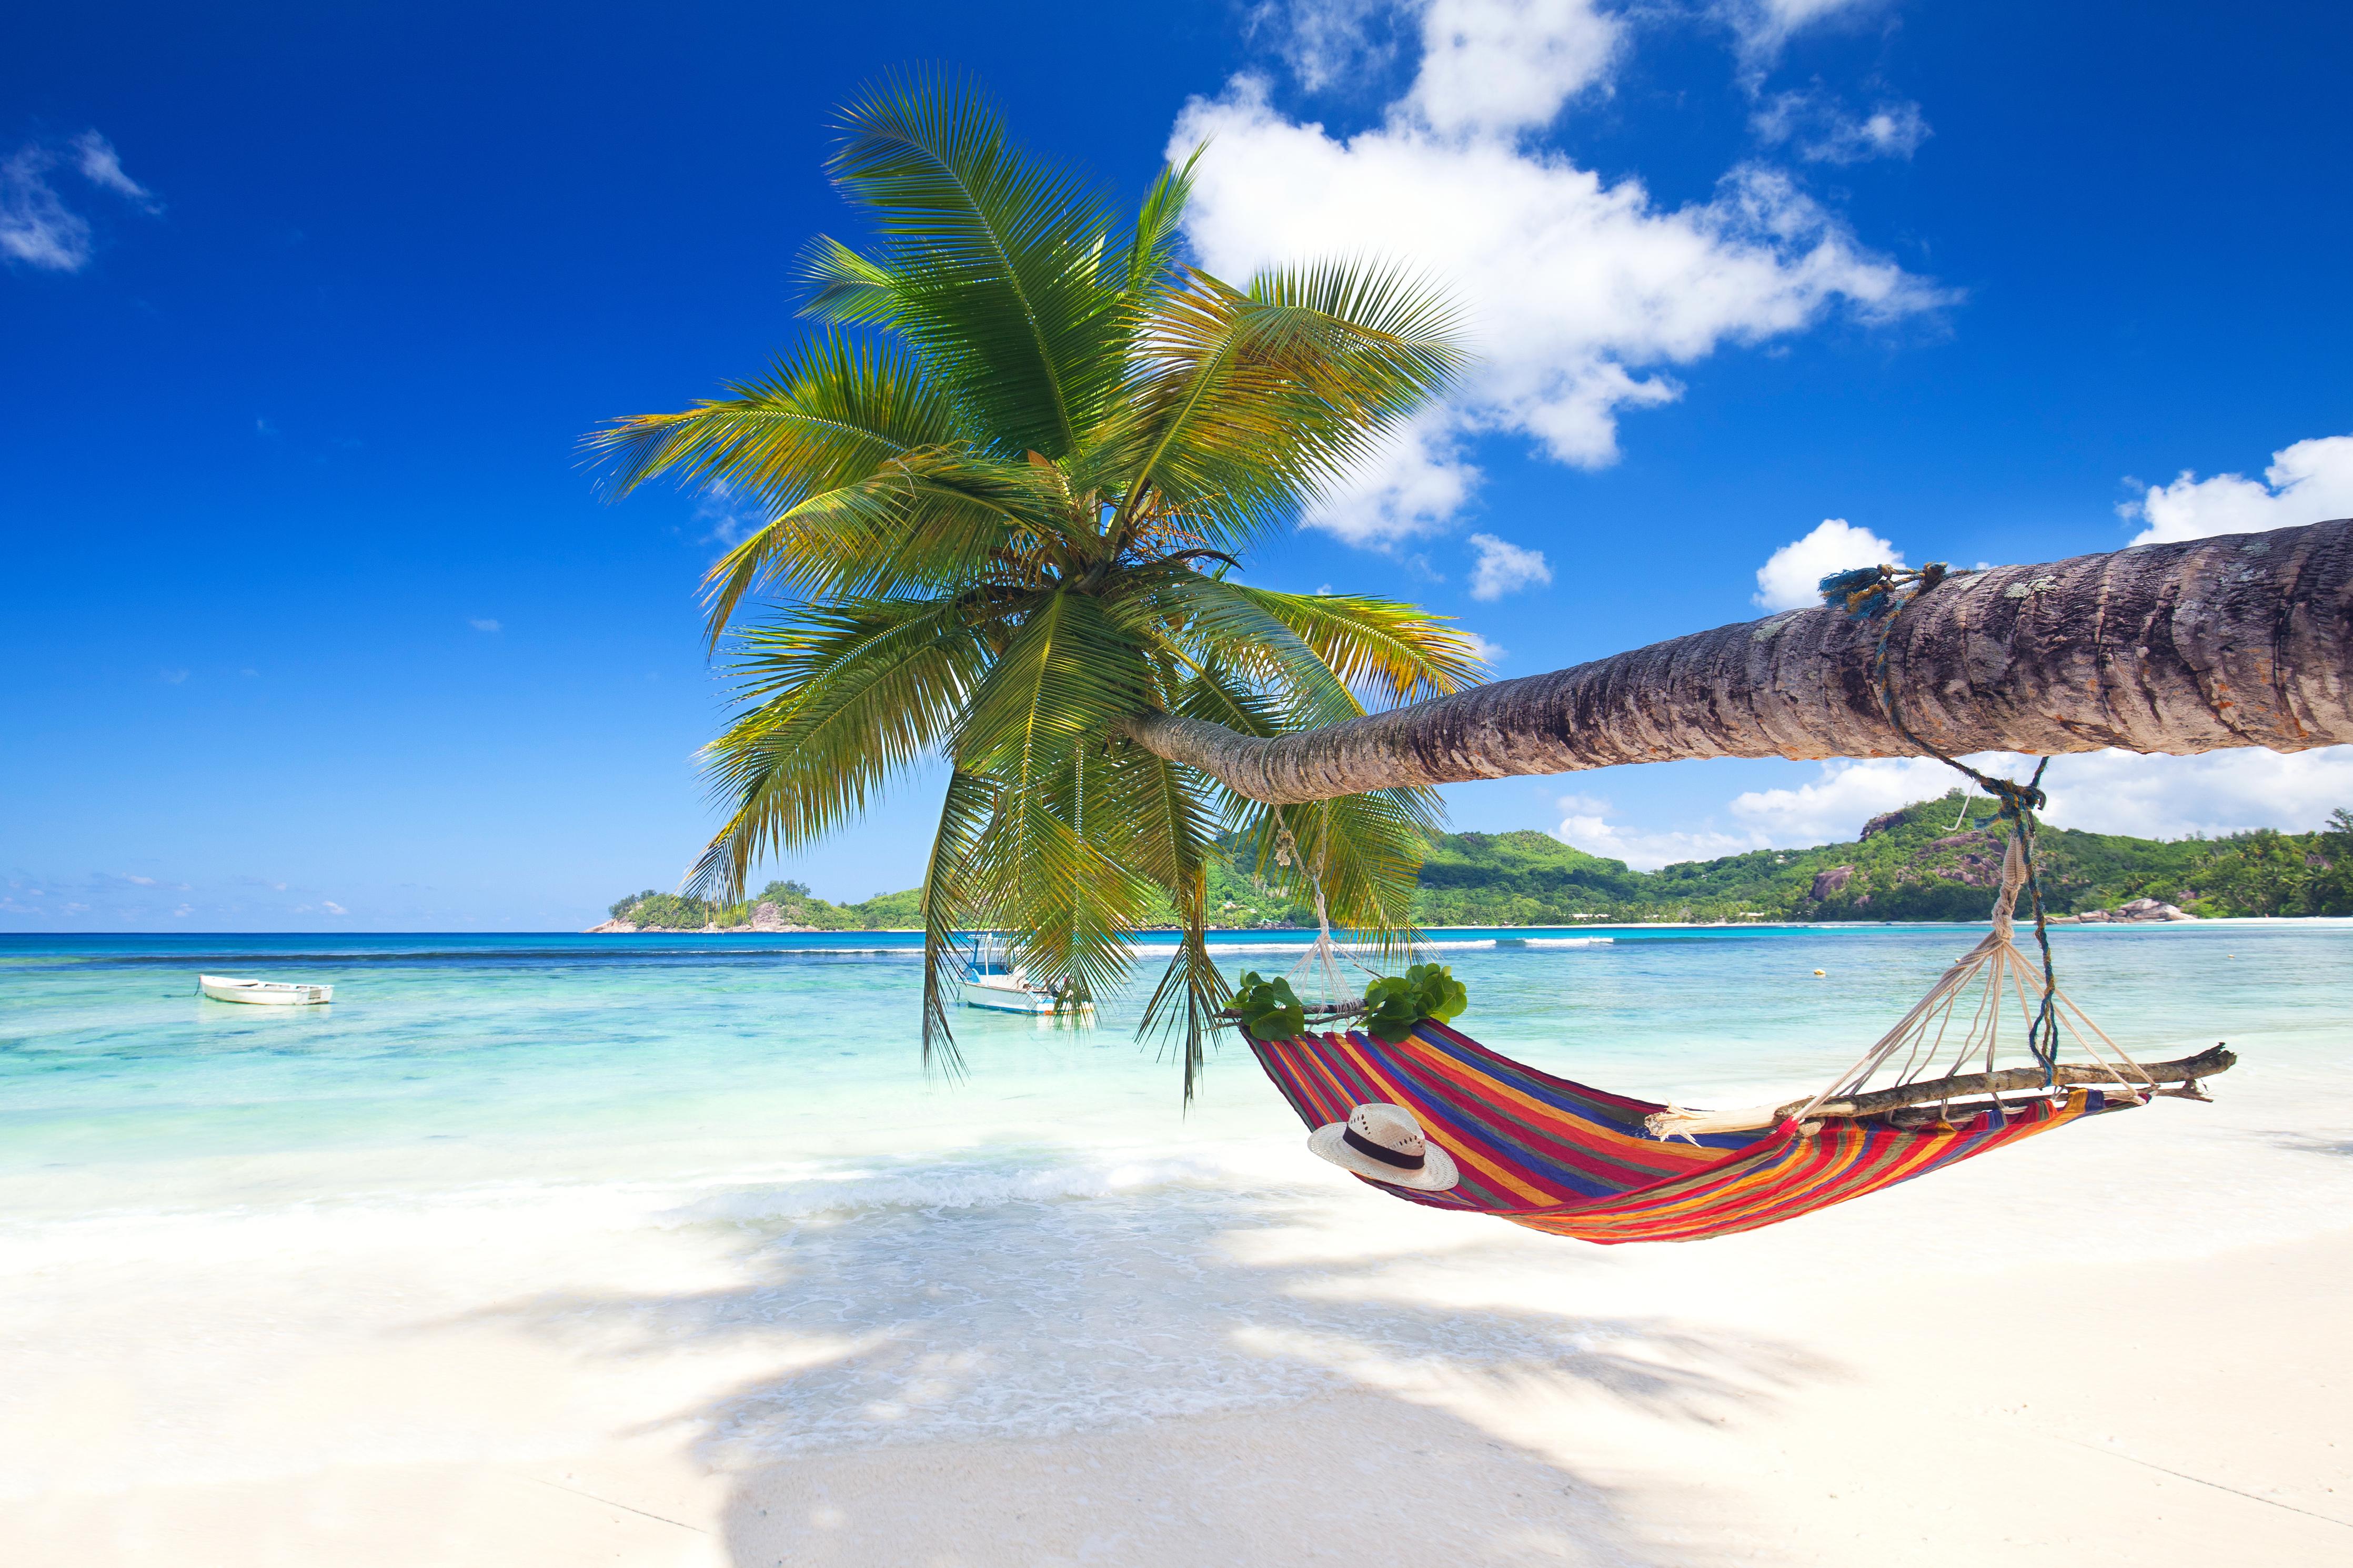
[1118,519,2353,802]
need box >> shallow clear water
[4,922,2345,1211]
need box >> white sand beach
[8,1109,2349,1566]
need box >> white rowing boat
[198,974,333,1006]
[956,936,1090,1016]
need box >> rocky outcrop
[1858,810,1906,841]
[1809,865,1855,901]
[585,918,637,934]
[2056,897,2197,924]
[750,901,786,932]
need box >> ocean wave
[1201,935,1611,955]
[84,943,928,966]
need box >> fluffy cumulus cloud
[1556,743,2353,872]
[1466,532,1552,599]
[1406,0,1625,136]
[2122,433,2353,546]
[1555,793,1765,871]
[0,131,157,273]
[1173,2,1942,545]
[1729,747,2353,845]
[1457,628,1509,664]
[1752,517,1900,609]
[1724,755,1964,842]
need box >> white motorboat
[957,936,1090,1016]
[198,974,333,1006]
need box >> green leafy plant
[591,76,1473,1096]
[1227,970,1308,1040]
[1360,962,1467,1043]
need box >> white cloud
[469,618,502,632]
[1,146,93,271]
[2123,433,2353,546]
[321,900,348,916]
[1728,747,2353,845]
[1249,0,1410,92]
[1541,746,2353,878]
[1173,30,1940,545]
[1407,0,1625,136]
[70,133,159,210]
[0,131,157,273]
[695,478,765,547]
[2033,747,2353,841]
[1752,517,1899,609]
[1727,755,1960,841]
[1301,410,1479,540]
[1752,90,1928,163]
[1466,532,1552,599]
[160,667,189,684]
[1721,0,1890,73]
[1555,792,1765,871]
[1457,628,1508,664]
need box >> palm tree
[1117,518,2353,803]
[592,80,1476,1093]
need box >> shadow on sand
[470,1176,1827,1566]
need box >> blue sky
[6,0,2350,931]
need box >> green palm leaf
[813,75,1128,458]
[688,593,993,898]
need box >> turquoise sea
[5,920,2346,1219]
[5,922,2350,1472]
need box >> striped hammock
[1246,1021,2136,1244]
[1249,834,2170,1244]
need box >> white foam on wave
[1184,936,1612,955]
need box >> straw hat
[1308,1102,1460,1192]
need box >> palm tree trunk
[1119,519,2353,803]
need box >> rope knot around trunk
[1822,563,2064,1083]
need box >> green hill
[603,880,921,932]
[607,793,2353,929]
[1413,792,2352,924]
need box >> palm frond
[819,74,1129,458]
[686,594,994,898]
[1116,147,1200,307]
[1107,744,1227,1101]
[699,447,1052,634]
[1226,587,1485,705]
[919,769,997,1075]
[951,590,1160,999]
[1103,569,1362,724]
[1110,259,1468,552]
[588,334,962,508]
[1232,789,1440,966]
[801,236,899,326]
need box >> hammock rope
[1829,560,2065,1083]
